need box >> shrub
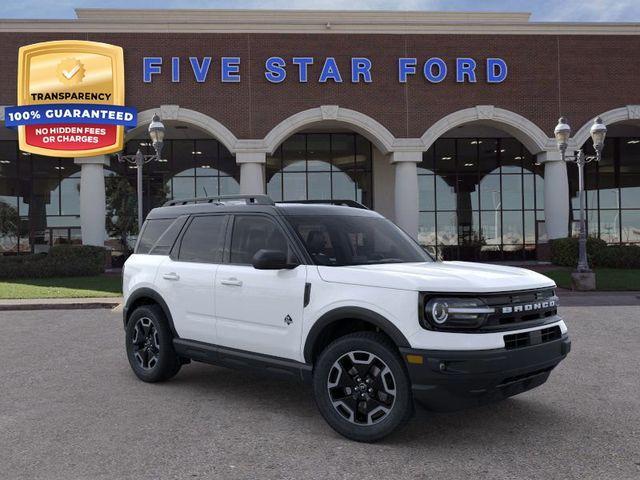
[550,237,640,268]
[0,245,106,279]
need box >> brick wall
[0,32,638,140]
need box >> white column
[391,151,421,239]
[74,155,108,246]
[538,151,569,240]
[237,152,266,195]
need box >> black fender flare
[303,306,410,363]
[123,287,179,338]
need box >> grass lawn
[543,268,640,291]
[0,275,122,299]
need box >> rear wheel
[313,332,413,442]
[125,304,181,382]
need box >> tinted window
[149,216,188,255]
[178,215,227,263]
[230,215,293,264]
[287,215,431,266]
[136,218,174,254]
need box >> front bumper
[399,334,571,411]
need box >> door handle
[162,272,180,281]
[220,277,243,287]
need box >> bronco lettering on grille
[501,299,556,314]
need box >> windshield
[286,215,432,266]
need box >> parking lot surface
[1,306,639,480]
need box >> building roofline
[0,9,638,35]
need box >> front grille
[480,288,558,331]
[504,325,562,350]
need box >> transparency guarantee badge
[5,40,136,157]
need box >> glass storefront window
[568,136,640,245]
[419,137,543,260]
[266,133,373,207]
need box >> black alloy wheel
[327,350,396,425]
[125,304,181,382]
[313,332,413,442]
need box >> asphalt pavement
[0,306,638,480]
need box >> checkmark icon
[62,64,80,79]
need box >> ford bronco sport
[122,195,570,442]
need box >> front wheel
[125,304,181,382]
[312,332,413,442]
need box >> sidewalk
[0,297,123,311]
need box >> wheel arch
[303,307,410,363]
[123,288,179,338]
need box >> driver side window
[229,215,295,265]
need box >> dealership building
[0,8,640,261]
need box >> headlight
[423,297,495,329]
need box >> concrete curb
[0,298,123,312]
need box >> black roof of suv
[146,195,380,220]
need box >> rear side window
[136,218,174,254]
[148,216,188,255]
[178,215,227,263]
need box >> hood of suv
[317,261,555,293]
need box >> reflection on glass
[479,175,501,211]
[435,176,456,210]
[621,210,640,243]
[283,173,306,201]
[219,176,240,195]
[332,171,355,200]
[308,172,331,200]
[501,175,523,210]
[418,211,436,247]
[599,209,620,243]
[195,177,218,197]
[418,175,435,211]
[436,211,457,245]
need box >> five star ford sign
[4,40,137,158]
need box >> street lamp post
[553,116,607,276]
[117,114,166,232]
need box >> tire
[125,304,181,383]
[312,332,413,442]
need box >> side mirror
[252,249,297,270]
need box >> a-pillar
[74,155,108,246]
[391,151,422,239]
[237,152,266,195]
[538,151,569,240]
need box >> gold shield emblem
[16,40,125,157]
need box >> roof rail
[278,199,369,210]
[163,194,275,207]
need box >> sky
[1,0,639,22]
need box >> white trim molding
[420,106,554,154]
[128,106,239,154]
[572,105,640,148]
[2,9,639,35]
[263,106,396,155]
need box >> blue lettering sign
[487,58,508,83]
[143,57,162,83]
[398,58,417,83]
[319,57,342,83]
[351,57,372,83]
[456,58,477,83]
[221,57,241,83]
[292,57,314,82]
[424,58,447,83]
[189,57,211,83]
[265,56,287,83]
[171,57,180,83]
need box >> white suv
[122,195,570,442]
